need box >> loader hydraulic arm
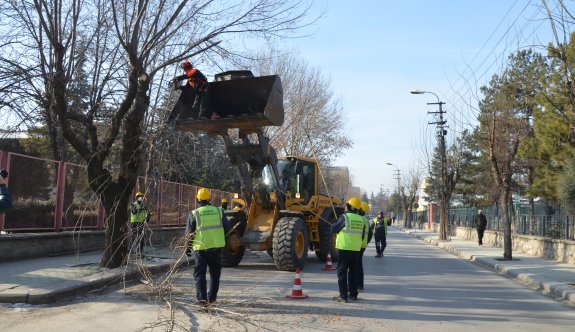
[222,131,285,210]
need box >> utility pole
[393,169,401,226]
[386,162,401,226]
[410,89,449,241]
[428,100,448,240]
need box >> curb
[402,229,575,306]
[0,257,194,305]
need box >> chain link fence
[0,151,235,232]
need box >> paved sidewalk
[399,227,575,306]
[0,247,192,305]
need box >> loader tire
[221,217,245,267]
[315,219,338,263]
[272,217,309,271]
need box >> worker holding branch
[185,188,231,306]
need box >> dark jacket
[373,217,387,235]
[0,184,12,213]
[475,213,487,230]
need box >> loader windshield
[262,159,315,202]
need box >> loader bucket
[173,73,284,134]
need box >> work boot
[349,295,358,301]
[195,300,208,307]
[357,286,364,292]
[332,296,348,303]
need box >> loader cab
[262,157,316,205]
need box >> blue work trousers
[357,247,366,288]
[337,249,360,299]
[193,248,222,303]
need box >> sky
[277,0,555,195]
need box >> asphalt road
[1,229,574,331]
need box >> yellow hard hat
[222,198,228,203]
[196,188,210,201]
[135,192,144,198]
[346,197,361,210]
[361,202,370,213]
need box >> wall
[0,227,185,262]
[447,225,575,265]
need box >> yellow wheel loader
[172,70,343,271]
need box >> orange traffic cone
[286,268,308,299]
[322,251,336,271]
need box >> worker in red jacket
[173,61,211,119]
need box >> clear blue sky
[281,0,553,195]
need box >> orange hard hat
[181,61,192,69]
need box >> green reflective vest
[373,217,387,235]
[361,216,369,249]
[130,201,146,223]
[192,205,225,251]
[336,212,363,251]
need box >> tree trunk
[96,69,149,269]
[100,187,130,267]
[439,193,448,241]
[502,188,512,260]
[404,207,410,228]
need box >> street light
[410,88,449,240]
[409,89,440,103]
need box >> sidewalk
[0,246,192,305]
[399,227,575,306]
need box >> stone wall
[0,227,186,262]
[447,225,575,265]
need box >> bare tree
[321,166,351,202]
[250,50,352,165]
[0,0,317,268]
[400,166,423,229]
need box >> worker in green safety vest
[331,197,365,303]
[129,191,148,258]
[185,188,231,306]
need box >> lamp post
[386,162,401,226]
[410,89,449,240]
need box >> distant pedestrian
[391,212,397,225]
[186,188,231,306]
[331,197,364,303]
[417,214,425,230]
[0,169,11,214]
[373,211,387,257]
[357,201,373,291]
[129,192,148,257]
[474,209,487,246]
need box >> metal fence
[0,151,234,232]
[447,204,575,240]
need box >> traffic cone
[286,268,308,299]
[322,251,336,271]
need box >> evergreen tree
[478,50,543,260]
[531,35,575,200]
